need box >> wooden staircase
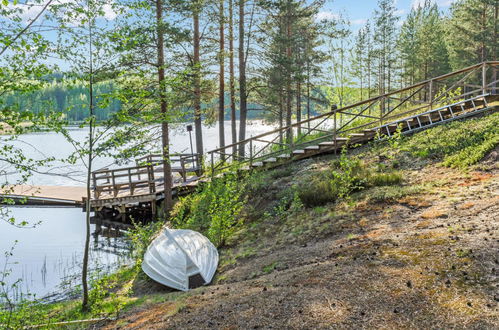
[207,61,499,175]
[254,94,497,169]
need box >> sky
[317,0,457,30]
[2,0,460,70]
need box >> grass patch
[296,149,405,207]
[398,112,499,169]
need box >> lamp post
[187,124,196,167]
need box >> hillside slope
[103,113,499,329]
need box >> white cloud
[6,0,117,24]
[394,9,406,16]
[102,3,117,21]
[315,11,339,22]
[352,19,367,25]
[411,0,456,9]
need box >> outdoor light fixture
[187,125,194,157]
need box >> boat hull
[142,228,219,291]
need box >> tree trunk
[306,61,310,130]
[296,81,301,137]
[493,2,498,93]
[285,10,292,145]
[279,95,283,147]
[237,0,247,158]
[193,9,204,156]
[229,0,237,158]
[81,19,94,313]
[218,0,225,160]
[156,0,173,215]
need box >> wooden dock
[2,185,86,206]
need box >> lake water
[0,120,275,302]
[0,207,129,302]
[3,120,275,186]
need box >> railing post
[149,165,156,193]
[180,157,187,182]
[210,152,214,177]
[128,168,133,195]
[249,138,253,167]
[333,106,337,155]
[379,97,384,127]
[111,172,117,197]
[482,62,487,94]
[429,80,434,110]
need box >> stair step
[263,157,277,163]
[277,154,291,159]
[348,133,365,137]
[319,141,344,147]
[292,149,305,155]
[251,162,264,168]
[304,145,320,151]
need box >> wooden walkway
[2,185,86,206]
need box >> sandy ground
[100,158,499,329]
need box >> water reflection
[0,207,131,303]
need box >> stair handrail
[205,61,498,175]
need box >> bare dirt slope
[101,155,498,330]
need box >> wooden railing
[207,61,499,174]
[92,164,157,199]
[135,153,201,181]
[92,153,201,199]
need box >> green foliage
[126,221,164,268]
[1,79,122,122]
[171,173,245,247]
[262,262,279,274]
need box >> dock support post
[151,199,157,220]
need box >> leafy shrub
[171,173,245,247]
[297,150,368,207]
[296,171,339,207]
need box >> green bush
[296,172,338,207]
[171,173,245,247]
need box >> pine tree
[373,0,398,112]
[352,25,368,100]
[446,0,498,70]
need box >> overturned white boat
[142,228,219,291]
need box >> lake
[0,120,275,302]
[4,120,275,186]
